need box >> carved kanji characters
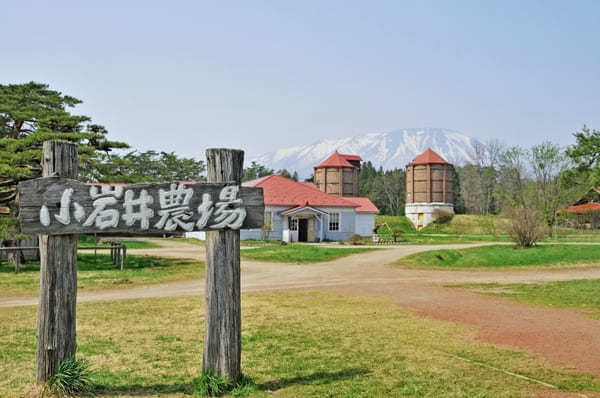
[83,185,124,229]
[40,188,85,226]
[196,193,214,229]
[154,183,194,231]
[122,189,154,230]
[210,185,246,229]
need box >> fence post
[115,244,120,267]
[121,245,126,270]
[14,249,21,273]
[203,148,244,381]
[36,141,78,383]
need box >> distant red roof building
[566,203,600,213]
[408,148,449,166]
[243,174,378,213]
[314,152,362,169]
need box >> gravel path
[4,238,600,377]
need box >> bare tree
[459,140,503,214]
[507,206,544,248]
[495,146,527,210]
[529,141,575,234]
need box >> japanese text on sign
[39,183,247,232]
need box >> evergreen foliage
[0,81,127,244]
[83,150,206,183]
[359,161,405,215]
[242,161,274,182]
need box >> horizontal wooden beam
[18,177,264,235]
[0,247,39,251]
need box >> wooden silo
[405,148,454,229]
[314,152,361,197]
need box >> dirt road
[3,238,600,377]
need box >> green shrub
[346,234,363,245]
[45,357,94,396]
[193,372,258,397]
[193,372,232,397]
[433,209,454,225]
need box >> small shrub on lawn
[193,372,232,397]
[229,375,259,397]
[507,207,544,248]
[433,209,454,225]
[346,234,364,245]
[193,372,257,397]
[45,357,94,397]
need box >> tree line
[240,128,600,229]
[2,81,600,248]
[453,132,597,230]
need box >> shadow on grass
[92,367,370,396]
[259,367,370,391]
[93,382,194,396]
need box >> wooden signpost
[18,141,263,382]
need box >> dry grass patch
[0,254,205,297]
[1,292,599,397]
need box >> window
[264,211,273,230]
[289,217,298,231]
[328,213,340,231]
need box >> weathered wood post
[18,146,263,384]
[14,249,21,273]
[203,148,244,380]
[121,245,126,270]
[115,244,120,267]
[36,141,78,383]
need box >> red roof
[408,148,449,165]
[343,197,379,213]
[242,174,377,212]
[314,152,362,169]
[340,154,362,161]
[566,203,600,213]
[300,181,318,189]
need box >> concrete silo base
[405,203,454,230]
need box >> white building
[239,175,378,242]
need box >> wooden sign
[18,177,264,235]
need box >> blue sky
[3,1,600,158]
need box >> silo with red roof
[313,151,362,197]
[405,148,454,230]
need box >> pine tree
[0,82,127,266]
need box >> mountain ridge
[252,128,481,178]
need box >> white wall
[405,203,454,229]
[185,231,206,240]
[355,213,376,237]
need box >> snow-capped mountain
[252,128,481,178]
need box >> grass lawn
[376,215,600,244]
[395,244,600,269]
[376,215,512,244]
[401,234,511,245]
[1,291,598,397]
[0,254,204,297]
[240,245,374,263]
[456,279,600,319]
